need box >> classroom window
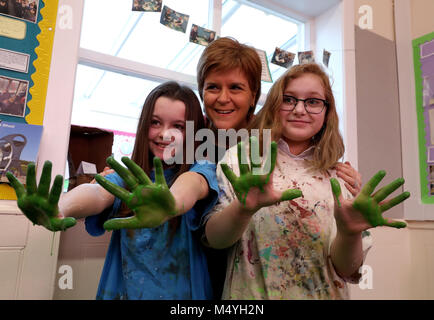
[72,0,303,132]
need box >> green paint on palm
[6,161,77,232]
[220,136,302,208]
[348,170,409,229]
[96,156,177,230]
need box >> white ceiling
[250,0,342,18]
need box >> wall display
[0,0,59,199]
[413,31,434,203]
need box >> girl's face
[203,68,255,130]
[148,96,186,163]
[279,73,327,155]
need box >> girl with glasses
[203,63,409,299]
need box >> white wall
[314,2,344,144]
[348,0,434,300]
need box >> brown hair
[120,81,205,240]
[250,63,344,172]
[197,37,262,125]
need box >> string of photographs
[132,0,332,82]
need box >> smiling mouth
[215,109,235,115]
[288,120,310,123]
[153,141,171,148]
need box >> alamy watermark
[57,5,73,30]
[58,264,73,290]
[358,264,373,290]
[160,121,273,174]
[358,5,373,30]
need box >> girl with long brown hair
[8,81,219,300]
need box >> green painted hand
[220,136,302,212]
[330,170,410,233]
[6,161,76,232]
[95,156,177,230]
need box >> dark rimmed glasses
[281,95,328,114]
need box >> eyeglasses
[281,95,328,114]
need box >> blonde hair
[250,63,344,172]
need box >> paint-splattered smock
[85,161,219,300]
[207,140,372,300]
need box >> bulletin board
[0,0,59,199]
[413,31,434,204]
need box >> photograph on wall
[429,164,434,181]
[0,120,42,185]
[132,0,162,12]
[271,47,295,68]
[430,109,434,145]
[298,50,315,64]
[0,0,39,24]
[323,49,331,67]
[0,76,28,118]
[160,5,189,33]
[423,75,434,108]
[429,146,434,163]
[189,24,216,46]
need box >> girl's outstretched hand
[220,136,302,214]
[6,161,76,232]
[95,156,177,230]
[330,170,410,235]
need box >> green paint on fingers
[7,160,77,232]
[330,178,342,207]
[221,137,302,212]
[98,156,178,230]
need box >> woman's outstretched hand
[330,170,410,235]
[6,161,76,232]
[95,156,177,230]
[220,136,302,214]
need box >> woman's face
[148,96,186,163]
[203,68,255,130]
[279,73,327,155]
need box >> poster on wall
[413,31,434,204]
[0,120,43,184]
[0,0,59,200]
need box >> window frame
[76,0,306,108]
